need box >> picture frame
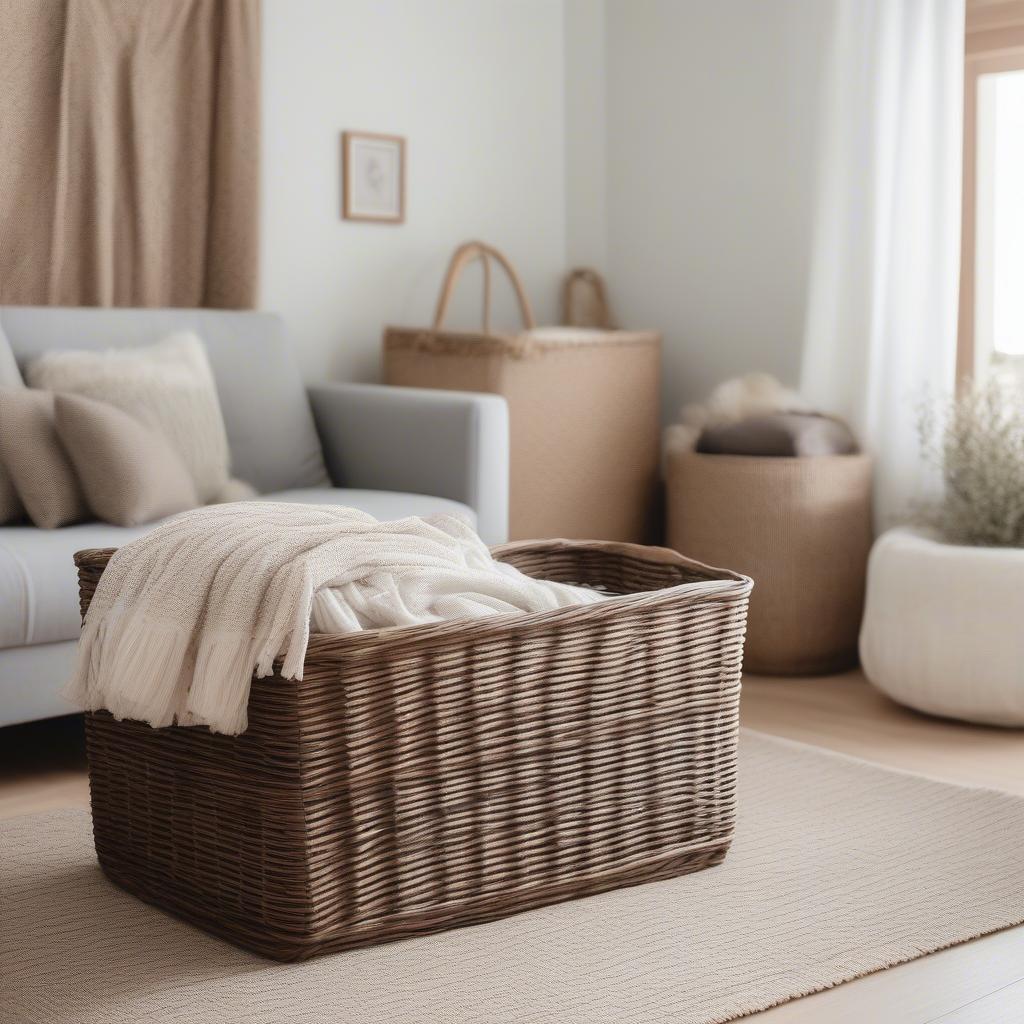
[341,131,406,223]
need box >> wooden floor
[2,671,1023,1023]
[0,713,90,820]
[741,670,1024,795]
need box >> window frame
[958,1,1024,382]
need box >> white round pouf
[860,527,1024,726]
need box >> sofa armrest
[307,382,510,544]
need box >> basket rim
[383,324,661,352]
[74,539,752,665]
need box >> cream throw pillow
[54,394,199,527]
[27,333,255,504]
[0,328,26,523]
[0,388,88,529]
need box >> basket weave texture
[76,540,751,962]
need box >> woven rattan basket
[75,540,751,962]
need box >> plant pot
[860,527,1024,726]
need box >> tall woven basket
[76,540,750,962]
[666,451,872,675]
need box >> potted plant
[860,375,1024,725]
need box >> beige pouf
[667,451,873,675]
[861,528,1024,726]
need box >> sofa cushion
[0,307,328,494]
[262,488,475,525]
[0,488,476,650]
[0,641,79,728]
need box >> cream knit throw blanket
[66,503,604,735]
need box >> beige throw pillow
[0,329,26,523]
[27,333,254,504]
[54,394,199,527]
[0,388,88,529]
[0,458,22,525]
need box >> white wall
[601,0,832,420]
[563,0,607,270]
[260,0,567,383]
[261,0,833,420]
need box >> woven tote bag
[384,242,661,542]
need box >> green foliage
[918,374,1024,547]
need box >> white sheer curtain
[801,0,965,527]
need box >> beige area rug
[3,730,1024,1024]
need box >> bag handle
[561,267,615,329]
[433,240,536,333]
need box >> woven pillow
[54,394,199,527]
[0,327,26,523]
[27,333,255,504]
[0,388,88,529]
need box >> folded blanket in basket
[65,503,604,735]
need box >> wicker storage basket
[384,242,661,543]
[666,450,872,675]
[75,540,750,962]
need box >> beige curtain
[0,0,259,308]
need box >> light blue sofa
[0,307,509,727]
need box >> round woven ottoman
[860,528,1024,726]
[666,451,873,675]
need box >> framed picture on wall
[341,131,405,223]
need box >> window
[976,69,1024,360]
[959,1,1024,379]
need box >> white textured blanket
[66,503,604,735]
